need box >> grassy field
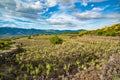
[0,34,120,80]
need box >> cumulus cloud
[91,0,107,2]
[46,0,57,7]
[105,13,120,18]
[73,6,120,20]
[47,13,79,25]
[81,0,107,6]
[75,11,102,19]
[15,0,43,10]
[73,7,104,19]
[0,0,43,20]
[92,7,104,11]
[74,12,120,21]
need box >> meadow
[0,34,120,80]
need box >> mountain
[0,27,83,38]
[79,23,120,36]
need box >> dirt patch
[101,54,120,80]
[0,46,24,64]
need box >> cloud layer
[0,0,120,30]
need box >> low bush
[28,36,32,39]
[0,40,13,49]
[49,35,63,44]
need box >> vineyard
[0,35,120,80]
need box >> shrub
[28,36,32,39]
[0,40,13,49]
[97,30,104,36]
[49,35,63,44]
[105,31,116,36]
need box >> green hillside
[79,23,120,36]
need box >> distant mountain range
[0,27,83,38]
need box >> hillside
[79,23,120,36]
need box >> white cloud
[82,0,88,6]
[74,10,120,20]
[0,0,47,20]
[105,13,120,18]
[47,13,79,25]
[31,1,42,9]
[58,0,77,3]
[92,7,104,11]
[91,0,107,2]
[81,0,107,6]
[46,0,57,7]
[74,6,109,19]
[74,11,102,19]
[46,13,84,30]
[15,0,43,10]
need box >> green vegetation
[0,39,13,49]
[0,33,120,80]
[28,36,32,39]
[49,35,63,44]
[79,23,120,36]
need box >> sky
[0,0,120,30]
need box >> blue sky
[0,0,120,30]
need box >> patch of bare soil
[0,46,24,64]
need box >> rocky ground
[101,54,120,80]
[0,47,120,80]
[61,54,120,80]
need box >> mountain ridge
[0,27,83,38]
